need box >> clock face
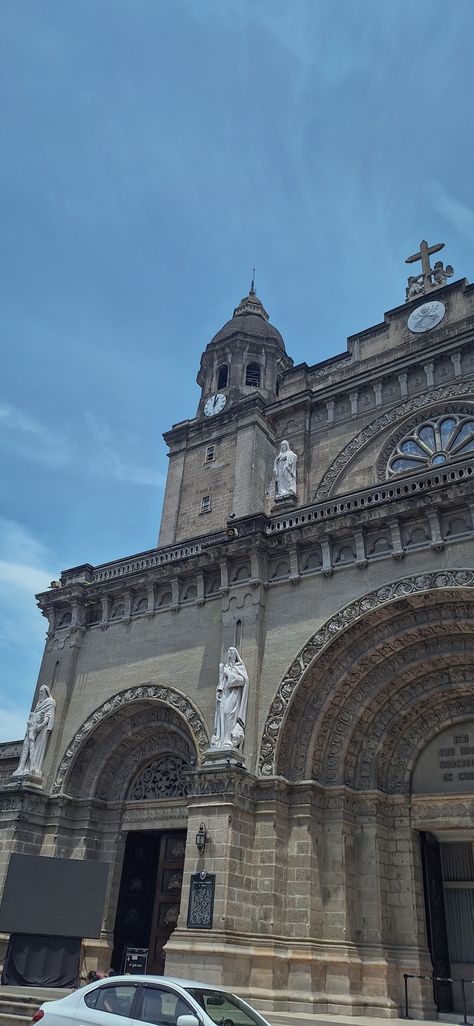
[407,301,446,333]
[204,392,227,417]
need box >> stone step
[0,1013,34,1026]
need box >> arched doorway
[53,686,209,974]
[258,572,474,1016]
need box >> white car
[31,975,275,1026]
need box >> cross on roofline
[404,238,454,302]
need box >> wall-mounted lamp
[195,822,207,856]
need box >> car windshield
[187,989,269,1026]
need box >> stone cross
[405,239,454,301]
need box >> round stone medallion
[407,300,446,333]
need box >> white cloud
[0,400,165,488]
[429,181,474,242]
[0,402,71,467]
[0,703,28,743]
[0,522,52,739]
[0,519,53,654]
[84,411,166,488]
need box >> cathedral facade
[2,246,474,1017]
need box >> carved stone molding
[52,684,209,796]
[122,804,188,825]
[188,768,256,800]
[315,382,474,500]
[259,569,474,776]
[412,798,474,822]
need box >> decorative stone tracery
[128,754,189,800]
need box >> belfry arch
[260,568,474,787]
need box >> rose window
[128,754,189,800]
[387,415,474,476]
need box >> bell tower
[158,284,293,546]
[196,280,292,414]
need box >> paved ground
[0,986,470,1026]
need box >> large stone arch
[259,568,474,790]
[52,684,209,798]
[315,381,474,499]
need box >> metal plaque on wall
[187,872,215,929]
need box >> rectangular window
[201,495,211,513]
[205,445,215,463]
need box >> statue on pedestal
[12,685,56,780]
[211,647,249,751]
[273,439,297,500]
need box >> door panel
[148,833,186,973]
[420,831,453,1012]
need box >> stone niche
[412,719,474,795]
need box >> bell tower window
[245,362,261,387]
[217,364,229,389]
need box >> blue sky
[1,0,473,740]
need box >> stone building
[1,243,474,1017]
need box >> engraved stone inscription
[187,873,215,929]
[411,719,474,794]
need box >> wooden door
[148,831,186,974]
[420,831,453,1012]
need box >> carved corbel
[196,571,205,606]
[100,594,110,629]
[123,590,132,623]
[170,578,180,611]
[427,509,445,552]
[288,542,300,583]
[354,529,367,567]
[373,381,383,407]
[389,518,405,560]
[321,537,333,577]
[146,582,155,617]
[219,557,229,591]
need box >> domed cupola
[197,280,292,415]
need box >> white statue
[273,439,297,499]
[211,647,249,751]
[12,685,56,779]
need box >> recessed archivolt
[310,630,474,785]
[259,570,474,785]
[315,382,474,500]
[53,684,209,797]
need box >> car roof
[91,975,231,990]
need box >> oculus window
[387,415,474,476]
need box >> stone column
[165,766,258,990]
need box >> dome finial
[250,268,256,296]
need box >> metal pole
[404,974,410,1019]
[461,978,468,1026]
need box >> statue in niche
[12,685,56,780]
[211,647,249,751]
[273,439,297,499]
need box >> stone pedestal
[202,747,246,769]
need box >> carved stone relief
[259,571,474,780]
